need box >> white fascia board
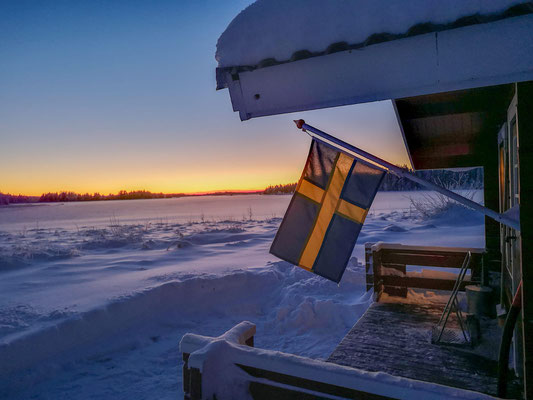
[221,14,533,121]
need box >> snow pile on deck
[216,0,526,67]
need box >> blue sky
[0,0,409,195]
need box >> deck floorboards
[327,301,515,397]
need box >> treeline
[0,193,39,205]
[263,167,483,195]
[38,190,185,203]
[1,188,264,205]
[1,168,483,206]
[263,183,297,194]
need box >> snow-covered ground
[0,192,485,399]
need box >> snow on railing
[181,320,256,354]
[180,321,497,400]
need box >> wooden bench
[365,242,484,300]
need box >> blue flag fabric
[270,139,386,283]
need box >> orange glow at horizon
[1,101,411,198]
[0,162,305,197]
[0,175,301,197]
[0,147,410,197]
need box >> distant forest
[0,168,483,205]
[0,193,39,205]
[263,167,483,194]
[38,190,184,203]
[263,183,297,194]
[0,189,261,205]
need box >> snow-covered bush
[408,176,478,219]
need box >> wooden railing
[181,321,256,399]
[180,321,498,400]
[365,242,484,301]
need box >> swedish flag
[270,140,386,283]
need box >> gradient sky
[0,0,410,196]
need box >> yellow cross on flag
[270,139,386,283]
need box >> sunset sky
[1,0,410,196]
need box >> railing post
[245,336,254,347]
[189,368,202,400]
[182,353,202,400]
[365,243,374,292]
[180,321,256,399]
[372,245,383,302]
[183,353,190,399]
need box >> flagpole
[294,120,520,231]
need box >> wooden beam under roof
[395,84,514,170]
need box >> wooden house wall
[517,81,533,399]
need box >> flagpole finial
[294,119,306,131]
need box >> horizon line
[1,184,297,198]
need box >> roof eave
[217,14,533,121]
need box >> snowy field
[0,192,485,399]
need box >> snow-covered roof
[216,0,532,69]
[216,1,533,121]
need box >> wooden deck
[328,301,519,397]
[181,243,523,399]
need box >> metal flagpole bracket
[294,120,520,232]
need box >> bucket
[465,285,496,318]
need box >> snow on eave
[216,0,533,83]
